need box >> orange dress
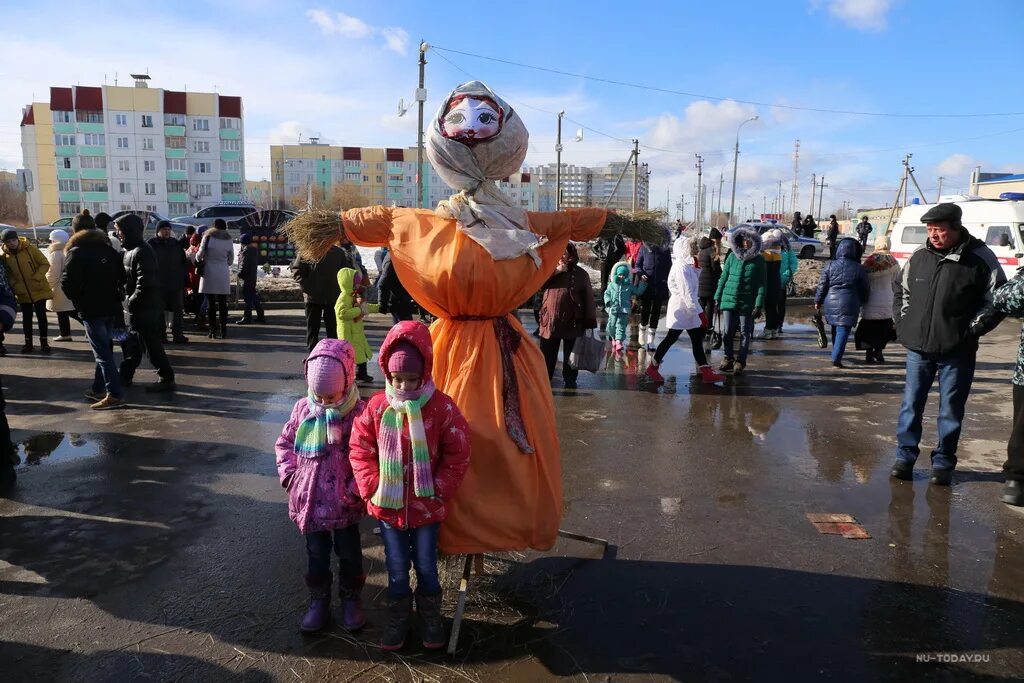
[343,206,607,554]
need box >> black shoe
[930,469,953,487]
[256,314,266,323]
[874,350,886,363]
[0,344,6,357]
[381,595,411,651]
[415,591,446,650]
[733,362,745,376]
[1002,480,1024,506]
[121,375,134,388]
[170,336,190,344]
[832,360,844,369]
[146,379,177,393]
[890,460,913,481]
[356,374,374,385]
[718,359,735,373]
[564,379,578,389]
[40,340,51,354]
[208,330,217,339]
[21,343,33,354]
[0,466,15,494]
[865,351,876,364]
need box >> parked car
[171,204,258,227]
[109,210,191,236]
[723,221,826,259]
[25,217,73,242]
[228,210,298,265]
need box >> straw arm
[279,209,346,263]
[600,209,669,245]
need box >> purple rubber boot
[339,573,367,631]
[299,572,332,633]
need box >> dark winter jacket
[826,220,840,244]
[993,271,1024,386]
[61,229,125,319]
[376,251,416,319]
[815,238,869,327]
[634,243,671,300]
[0,263,15,332]
[592,233,626,263]
[148,235,187,294]
[118,216,163,325]
[238,244,260,283]
[696,237,722,299]
[894,231,1006,355]
[803,216,818,238]
[714,227,766,313]
[291,246,352,306]
[539,247,597,339]
[856,220,873,238]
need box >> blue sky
[2,0,1023,217]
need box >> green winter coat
[335,267,373,364]
[714,227,766,313]
[781,248,799,288]
[2,238,53,304]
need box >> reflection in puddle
[15,432,99,468]
[660,497,682,515]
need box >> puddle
[14,432,100,468]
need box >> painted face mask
[441,95,503,146]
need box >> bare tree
[0,184,28,225]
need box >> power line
[431,45,1024,119]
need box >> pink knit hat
[307,355,347,397]
[387,341,424,376]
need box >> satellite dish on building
[575,128,584,142]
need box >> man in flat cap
[890,203,1005,486]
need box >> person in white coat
[645,234,727,384]
[45,229,79,341]
[196,218,235,338]
[854,235,900,363]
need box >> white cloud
[937,153,980,177]
[305,9,409,54]
[825,0,894,32]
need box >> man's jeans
[83,317,123,398]
[722,310,755,364]
[378,521,440,598]
[896,349,977,472]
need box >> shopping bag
[710,310,723,350]
[570,331,607,373]
[812,313,828,349]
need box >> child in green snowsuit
[335,268,377,384]
[603,262,647,353]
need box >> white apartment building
[20,75,244,223]
[529,162,650,212]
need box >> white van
[889,197,1024,279]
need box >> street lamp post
[728,115,759,228]
[555,111,564,211]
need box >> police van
[889,194,1024,279]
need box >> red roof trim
[343,147,361,161]
[218,95,241,118]
[74,86,103,111]
[50,87,73,111]
[164,90,186,115]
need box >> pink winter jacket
[275,338,367,535]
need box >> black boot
[890,459,913,481]
[930,469,953,486]
[1002,480,1024,506]
[416,591,446,650]
[865,350,876,364]
[381,594,411,651]
[873,349,886,363]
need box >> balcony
[58,191,81,202]
[82,191,109,202]
[220,151,240,162]
[78,122,105,134]
[167,192,189,203]
[79,146,105,157]
[164,125,186,137]
[53,122,76,135]
[221,172,241,183]
[80,169,107,180]
[55,146,76,157]
[166,148,186,159]
[221,193,242,202]
[56,168,78,180]
[166,170,187,181]
[218,128,240,140]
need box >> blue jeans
[305,524,364,579]
[83,317,123,398]
[378,521,440,597]
[831,325,852,363]
[896,349,977,472]
[722,310,755,363]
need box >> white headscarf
[426,81,546,267]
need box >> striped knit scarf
[294,384,361,460]
[371,379,436,509]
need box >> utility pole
[555,111,564,211]
[717,170,724,222]
[777,180,783,218]
[808,173,817,216]
[901,154,911,207]
[791,139,800,216]
[631,139,640,213]
[937,176,944,200]
[695,154,704,227]
[729,115,759,227]
[817,175,827,221]
[415,42,428,209]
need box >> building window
[145,204,158,212]
[222,160,241,173]
[166,136,185,149]
[221,182,242,194]
[142,137,154,150]
[76,110,103,123]
[164,113,185,126]
[167,180,188,193]
[192,118,210,131]
[193,140,210,153]
[220,139,240,152]
[144,182,156,195]
[81,180,108,192]
[168,202,188,215]
[52,110,73,123]
[219,118,236,129]
[118,160,130,172]
[120,204,132,211]
[62,157,73,169]
[81,156,106,169]
[119,182,132,194]
[144,160,156,172]
[193,183,212,197]
[141,114,153,128]
[58,179,80,191]
[82,133,105,145]
[59,201,80,215]
[363,175,369,182]
[115,114,128,126]
[116,137,129,149]
[53,133,76,146]
[376,176,383,183]
[167,158,187,171]
[194,162,212,174]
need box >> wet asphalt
[1,307,1023,682]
